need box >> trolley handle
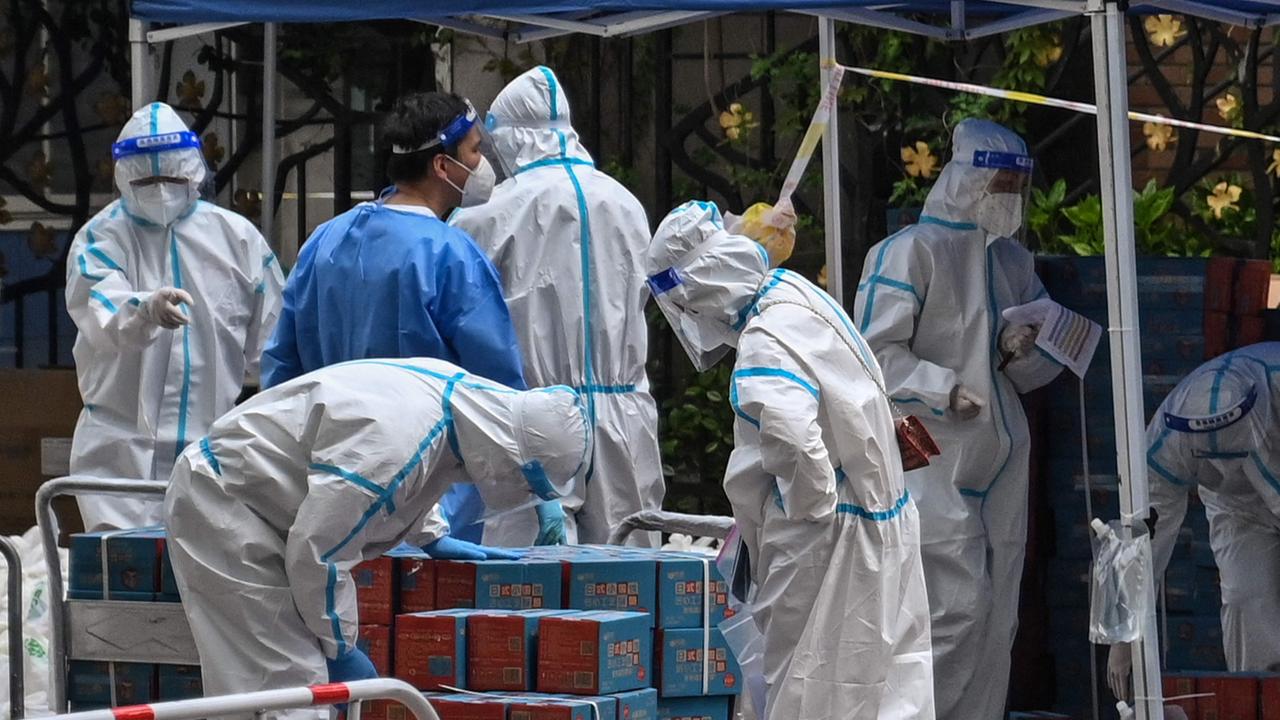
[36,476,170,713]
[606,510,735,546]
[38,678,440,720]
[1,536,23,719]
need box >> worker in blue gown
[261,91,527,546]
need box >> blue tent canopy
[131,0,1280,28]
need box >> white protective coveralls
[852,119,1065,719]
[1143,342,1280,671]
[163,358,590,719]
[648,201,934,720]
[451,66,664,546]
[65,102,283,531]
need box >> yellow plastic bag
[725,201,796,267]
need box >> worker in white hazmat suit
[450,66,664,547]
[853,118,1065,720]
[66,102,283,531]
[163,357,589,719]
[648,201,934,720]
[1108,342,1280,698]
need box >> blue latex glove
[534,500,568,546]
[326,647,378,712]
[423,536,521,561]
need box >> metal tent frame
[121,2,1280,718]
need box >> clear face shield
[1164,384,1259,462]
[648,265,739,372]
[972,149,1034,244]
[392,100,513,184]
[112,130,205,226]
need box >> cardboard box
[436,560,562,611]
[359,624,393,677]
[1260,674,1280,719]
[69,529,166,601]
[508,697,614,720]
[67,661,155,707]
[656,628,741,697]
[431,695,508,720]
[355,557,396,625]
[359,700,412,720]
[655,696,732,720]
[395,549,436,613]
[395,610,471,690]
[656,555,731,629]
[156,664,202,701]
[615,688,660,720]
[565,556,656,619]
[1165,673,1201,720]
[537,611,652,695]
[1197,673,1259,720]
[0,369,83,536]
[158,542,180,602]
[468,610,573,692]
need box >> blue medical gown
[261,202,527,541]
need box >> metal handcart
[606,510,736,546]
[2,534,25,718]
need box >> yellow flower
[901,141,938,179]
[203,132,226,168]
[718,102,756,142]
[1268,149,1280,178]
[1144,15,1186,48]
[176,70,206,108]
[1207,181,1242,219]
[1143,121,1176,152]
[1034,41,1063,68]
[28,222,57,260]
[26,151,50,190]
[817,265,828,289]
[1216,93,1240,122]
[95,94,131,126]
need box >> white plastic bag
[1089,519,1149,645]
[0,526,65,717]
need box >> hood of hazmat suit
[66,102,283,531]
[649,200,935,720]
[852,119,1065,719]
[163,358,589,705]
[1145,342,1280,672]
[450,66,664,545]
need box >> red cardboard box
[1236,260,1272,316]
[354,700,410,720]
[1261,674,1280,719]
[394,610,470,691]
[1197,673,1259,720]
[358,625,392,677]
[468,610,571,691]
[431,695,507,720]
[1206,258,1236,314]
[355,557,396,626]
[507,697,601,720]
[1165,674,1200,720]
[537,611,652,695]
[399,553,436,613]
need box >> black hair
[381,92,469,185]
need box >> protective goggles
[1164,385,1258,434]
[111,131,202,161]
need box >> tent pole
[262,23,279,255]
[129,19,152,108]
[818,17,843,305]
[1088,2,1163,718]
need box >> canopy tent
[120,2,1280,719]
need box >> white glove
[949,384,985,420]
[999,323,1039,360]
[143,287,194,329]
[1107,642,1133,702]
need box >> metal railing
[40,678,440,720]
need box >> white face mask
[975,192,1024,242]
[132,181,194,226]
[445,154,496,208]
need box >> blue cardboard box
[656,555,729,630]
[537,610,653,695]
[69,529,166,601]
[656,629,742,697]
[656,696,732,720]
[436,559,563,610]
[565,556,657,619]
[156,664,202,701]
[614,688,659,720]
[68,661,155,707]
